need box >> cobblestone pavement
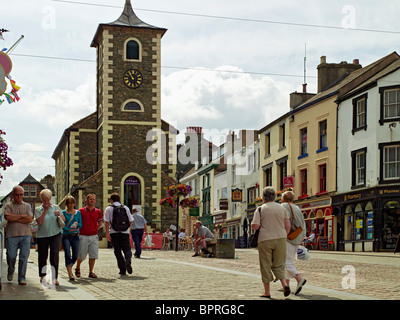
[1,247,400,301]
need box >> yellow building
[289,56,362,249]
[258,112,291,197]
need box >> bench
[203,239,235,259]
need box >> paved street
[1,247,399,302]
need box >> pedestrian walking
[61,196,82,281]
[131,207,147,259]
[4,186,33,285]
[35,189,65,285]
[281,190,307,295]
[104,193,133,275]
[251,186,291,299]
[75,194,103,279]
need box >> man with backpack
[104,193,133,276]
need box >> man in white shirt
[104,193,133,275]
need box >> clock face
[123,69,143,88]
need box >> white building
[334,52,400,252]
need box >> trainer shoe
[295,278,307,295]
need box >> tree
[0,129,13,184]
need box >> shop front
[332,186,400,252]
[295,196,336,250]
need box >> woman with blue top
[62,196,82,281]
[35,189,65,285]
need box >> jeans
[131,229,144,257]
[110,233,132,274]
[6,235,31,282]
[62,234,80,267]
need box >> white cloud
[161,65,295,134]
[21,74,96,129]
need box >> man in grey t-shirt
[193,221,215,257]
[4,186,33,285]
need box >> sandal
[259,293,271,299]
[75,268,81,278]
[88,272,97,278]
[283,286,291,297]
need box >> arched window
[124,101,141,111]
[122,99,143,112]
[126,40,139,60]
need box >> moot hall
[52,0,178,233]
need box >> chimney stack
[317,56,362,93]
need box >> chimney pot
[353,59,359,65]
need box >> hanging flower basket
[179,196,199,208]
[159,196,176,208]
[164,184,193,198]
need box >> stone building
[52,0,178,232]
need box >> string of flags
[0,29,22,106]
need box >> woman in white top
[282,191,307,295]
[251,187,291,299]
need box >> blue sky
[1,0,399,194]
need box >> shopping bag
[297,245,310,260]
[145,234,153,247]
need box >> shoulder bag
[287,204,303,240]
[250,207,261,248]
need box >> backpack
[111,205,130,231]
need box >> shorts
[78,235,99,260]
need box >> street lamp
[175,170,183,251]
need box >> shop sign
[283,176,294,188]
[220,199,228,210]
[213,212,226,225]
[225,218,241,227]
[232,188,243,202]
[189,207,199,216]
[199,215,213,226]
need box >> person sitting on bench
[192,221,215,257]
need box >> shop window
[382,201,400,249]
[351,147,366,188]
[379,143,400,183]
[365,202,374,240]
[354,204,364,240]
[352,93,367,134]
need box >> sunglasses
[15,194,23,196]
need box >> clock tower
[90,0,174,230]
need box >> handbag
[287,204,303,240]
[250,207,262,248]
[249,229,259,248]
[57,215,65,229]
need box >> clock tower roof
[91,0,167,47]
[110,0,161,29]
